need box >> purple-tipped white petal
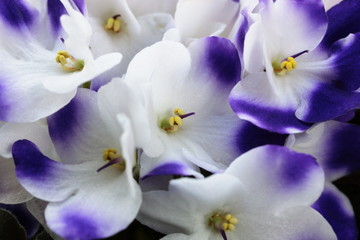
[13,139,141,240]
[286,120,360,181]
[12,140,77,202]
[229,73,313,133]
[261,0,327,56]
[47,0,67,37]
[45,170,141,240]
[225,145,325,212]
[312,183,358,240]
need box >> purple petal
[320,0,360,49]
[329,33,360,91]
[47,0,66,37]
[189,36,241,90]
[142,162,199,180]
[229,97,312,134]
[72,0,85,13]
[312,184,358,240]
[234,120,288,154]
[12,140,75,202]
[13,140,56,183]
[296,82,360,123]
[48,209,104,240]
[291,121,360,181]
[0,0,38,30]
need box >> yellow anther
[104,15,122,33]
[169,116,175,126]
[228,224,235,231]
[208,212,238,232]
[160,108,193,133]
[229,217,238,224]
[113,19,121,32]
[103,148,120,161]
[105,17,115,30]
[174,108,185,116]
[55,51,84,72]
[275,56,298,76]
[174,116,183,125]
[221,223,229,231]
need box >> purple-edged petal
[320,0,360,49]
[296,82,360,123]
[329,33,360,91]
[0,0,38,31]
[312,183,358,240]
[234,120,288,154]
[226,145,325,212]
[188,36,241,91]
[12,140,76,202]
[142,162,202,180]
[287,121,360,181]
[45,173,141,240]
[262,0,327,56]
[229,73,313,134]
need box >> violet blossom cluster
[0,0,359,239]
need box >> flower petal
[286,120,360,181]
[225,145,325,212]
[312,183,358,240]
[320,0,360,49]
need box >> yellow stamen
[274,56,298,76]
[208,213,238,232]
[55,51,84,72]
[104,15,122,33]
[160,108,191,133]
[102,148,125,171]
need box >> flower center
[104,14,122,33]
[159,108,195,133]
[97,148,125,172]
[273,57,297,76]
[272,50,308,76]
[55,51,84,72]
[208,213,238,232]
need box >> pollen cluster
[208,213,238,232]
[55,51,84,72]
[160,108,195,133]
[104,15,122,33]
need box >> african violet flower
[138,145,337,240]
[97,36,283,179]
[11,89,141,240]
[0,0,121,122]
[229,0,360,133]
[76,0,175,90]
